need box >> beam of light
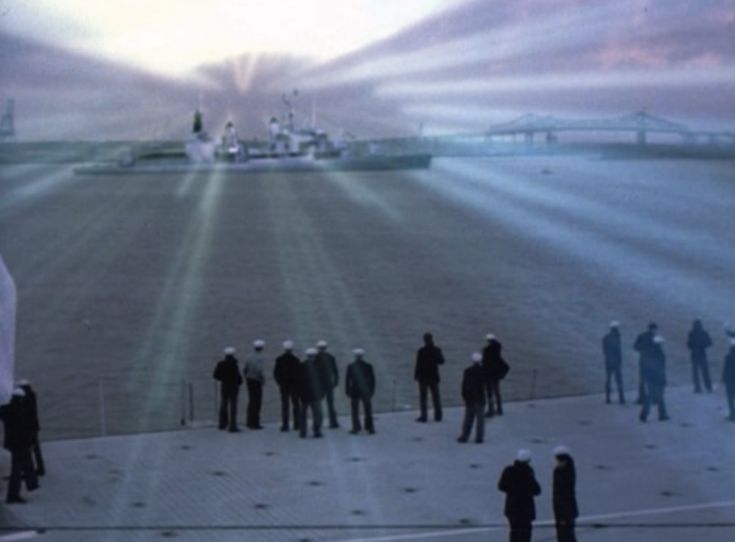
[0,165,78,217]
[411,158,734,322]
[322,171,403,223]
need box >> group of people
[0,379,45,504]
[602,319,735,422]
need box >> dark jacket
[722,347,735,388]
[315,351,339,392]
[642,344,666,385]
[602,330,622,368]
[299,358,325,403]
[553,457,579,520]
[0,396,31,451]
[461,364,486,405]
[213,355,243,395]
[345,359,376,399]
[19,384,40,433]
[483,340,510,381]
[414,344,445,383]
[634,330,655,362]
[274,352,301,389]
[687,324,712,360]
[498,461,542,522]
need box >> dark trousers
[325,387,339,427]
[6,447,37,502]
[555,518,577,542]
[279,385,300,430]
[418,380,442,421]
[508,520,532,542]
[350,397,374,432]
[486,379,503,415]
[640,381,668,421]
[636,362,646,403]
[691,358,712,392]
[218,390,239,430]
[726,386,735,420]
[459,402,485,441]
[246,379,263,428]
[31,434,45,475]
[299,400,323,437]
[605,365,625,404]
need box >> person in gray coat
[457,353,485,443]
[345,348,376,434]
[639,335,669,422]
[243,340,267,430]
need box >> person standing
[482,334,510,416]
[298,348,324,438]
[243,340,267,430]
[687,319,713,393]
[602,322,625,404]
[0,388,37,503]
[633,322,658,404]
[17,379,45,475]
[722,337,735,421]
[498,449,542,542]
[213,347,243,432]
[345,348,376,435]
[552,446,578,542]
[414,332,445,422]
[457,353,486,443]
[315,340,340,428]
[274,340,301,432]
[639,335,669,422]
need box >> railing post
[98,380,107,437]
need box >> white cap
[316,340,328,349]
[517,449,532,462]
[305,347,318,356]
[553,445,571,456]
[653,335,664,344]
[610,320,620,328]
[282,340,294,350]
[353,348,365,357]
[224,347,236,355]
[253,339,265,349]
[12,388,25,397]
[17,379,30,386]
[486,333,495,341]
[471,352,482,363]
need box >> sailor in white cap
[213,347,243,432]
[0,387,38,503]
[482,333,508,417]
[243,340,267,429]
[552,445,578,542]
[17,379,45,476]
[498,448,541,542]
[457,353,486,444]
[722,337,735,421]
[298,348,323,438]
[602,321,625,405]
[274,341,301,431]
[315,340,340,428]
[345,348,376,434]
[639,334,669,422]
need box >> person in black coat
[602,322,625,404]
[345,348,376,434]
[687,319,713,393]
[639,335,669,422]
[315,340,340,428]
[414,332,445,422]
[0,388,38,503]
[482,334,510,416]
[17,379,45,476]
[274,340,301,432]
[722,337,735,421]
[212,347,243,432]
[633,322,658,404]
[552,446,578,542]
[498,449,542,542]
[458,353,486,443]
[298,348,324,438]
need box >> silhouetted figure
[345,348,376,434]
[0,388,38,503]
[483,334,510,416]
[639,335,669,422]
[315,340,340,428]
[687,319,713,393]
[602,322,625,404]
[17,380,45,475]
[553,446,578,542]
[458,353,486,443]
[633,322,658,404]
[722,337,735,421]
[498,449,541,542]
[414,332,445,422]
[243,340,266,429]
[298,348,324,438]
[274,341,301,432]
[213,347,243,432]
[192,109,203,134]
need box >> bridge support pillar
[636,130,647,146]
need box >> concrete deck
[1,387,734,541]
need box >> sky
[1,0,734,139]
